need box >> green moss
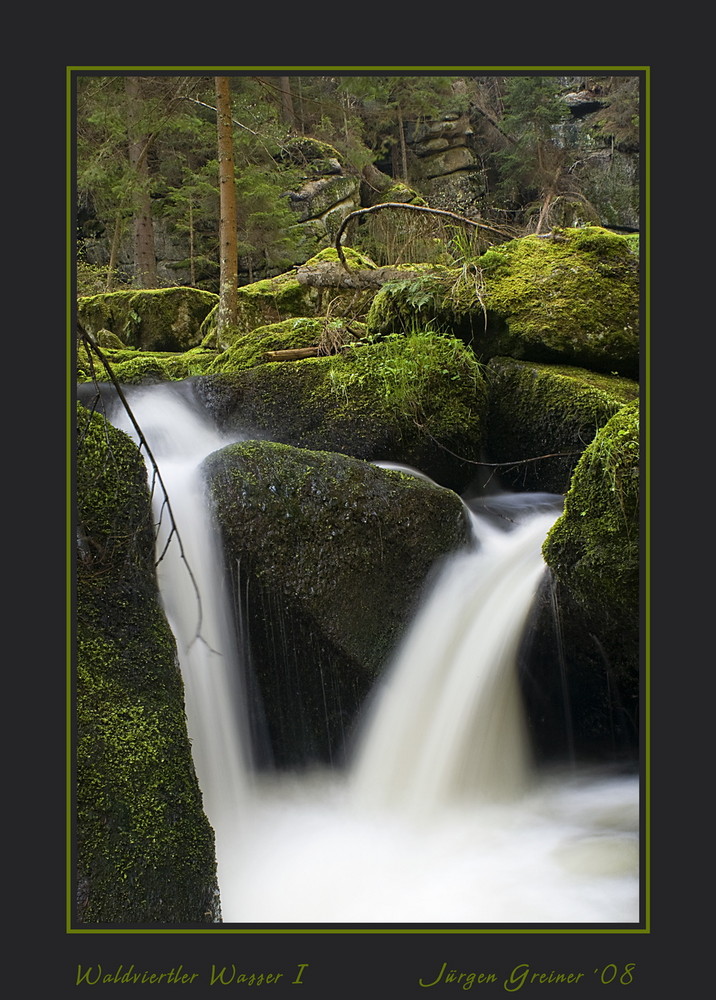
[78,287,219,353]
[366,227,639,377]
[378,182,427,206]
[303,245,377,269]
[196,330,488,491]
[76,405,220,924]
[542,399,640,675]
[485,356,639,492]
[325,330,486,435]
[283,136,344,174]
[478,226,639,373]
[199,248,381,350]
[365,266,464,337]
[77,345,219,385]
[205,317,366,375]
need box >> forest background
[75,72,640,309]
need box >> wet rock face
[485,357,639,494]
[203,440,472,767]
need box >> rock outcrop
[203,440,472,766]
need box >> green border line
[67,65,649,936]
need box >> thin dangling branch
[416,421,583,468]
[77,324,210,648]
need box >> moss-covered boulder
[77,343,219,385]
[367,227,640,377]
[203,440,472,766]
[204,317,366,376]
[78,287,219,352]
[76,404,220,924]
[199,248,380,351]
[542,400,640,647]
[523,402,640,761]
[485,357,639,493]
[279,136,345,179]
[194,331,489,492]
[478,227,639,375]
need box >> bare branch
[180,94,261,136]
[417,421,582,468]
[77,325,209,646]
[334,203,512,270]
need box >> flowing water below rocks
[110,381,640,925]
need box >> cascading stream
[104,383,639,925]
[348,508,560,813]
[108,382,252,895]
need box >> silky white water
[110,382,252,894]
[107,383,639,925]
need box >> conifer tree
[214,76,239,336]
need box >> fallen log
[264,343,356,362]
[264,346,323,361]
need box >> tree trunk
[124,77,157,289]
[188,197,196,286]
[278,76,295,127]
[215,76,239,339]
[105,213,123,291]
[397,103,408,182]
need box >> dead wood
[334,202,512,270]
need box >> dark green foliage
[492,76,571,204]
[77,73,640,293]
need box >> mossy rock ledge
[78,286,219,353]
[202,439,472,767]
[77,343,219,385]
[76,404,220,924]
[195,331,489,493]
[523,401,640,762]
[199,248,380,351]
[366,227,639,378]
[485,357,639,493]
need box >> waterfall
[348,507,560,813]
[101,383,639,925]
[107,381,252,896]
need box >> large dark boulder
[524,401,640,762]
[203,440,472,767]
[76,404,220,924]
